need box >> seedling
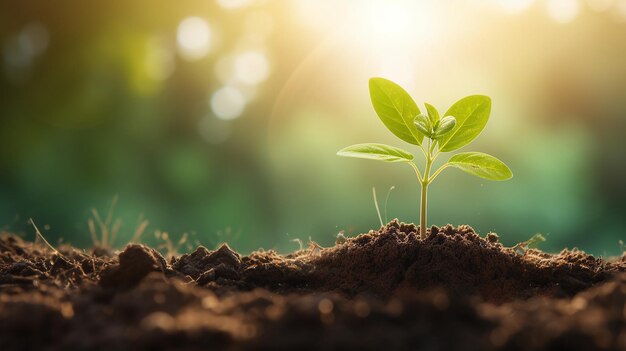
[337,78,512,239]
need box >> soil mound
[1,221,625,350]
[308,221,623,301]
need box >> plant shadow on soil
[1,220,625,350]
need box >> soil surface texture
[1,220,625,350]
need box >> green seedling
[337,77,513,239]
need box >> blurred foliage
[1,0,625,255]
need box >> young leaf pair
[337,77,512,239]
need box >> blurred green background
[1,0,625,255]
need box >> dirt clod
[486,232,500,243]
[99,244,167,289]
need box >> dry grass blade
[109,218,122,247]
[29,218,59,254]
[88,218,99,246]
[372,187,383,227]
[91,209,109,248]
[130,214,149,243]
[104,194,119,231]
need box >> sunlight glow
[378,55,416,89]
[371,3,412,36]
[296,0,441,50]
[176,17,211,61]
[290,0,444,98]
[362,1,439,47]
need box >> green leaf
[438,95,491,152]
[425,102,440,125]
[447,152,513,180]
[413,113,432,137]
[369,78,424,145]
[337,143,414,163]
[432,116,456,139]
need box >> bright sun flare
[295,0,441,88]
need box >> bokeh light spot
[234,51,270,85]
[547,0,581,23]
[176,17,211,61]
[210,86,246,120]
[18,22,49,57]
[3,22,49,69]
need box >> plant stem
[419,181,428,239]
[409,162,423,183]
[420,142,434,239]
[429,164,449,182]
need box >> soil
[1,220,625,350]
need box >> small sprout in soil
[338,77,513,239]
[513,233,547,255]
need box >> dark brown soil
[1,220,625,350]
